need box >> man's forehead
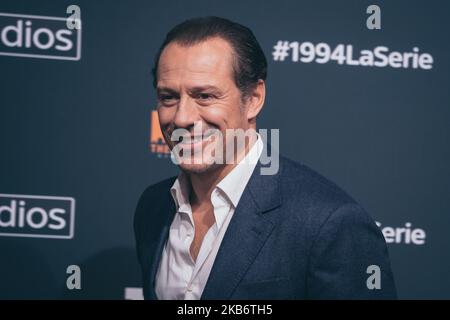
[157,72,229,93]
[158,38,234,78]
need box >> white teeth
[181,136,202,144]
[203,132,213,139]
[181,132,214,144]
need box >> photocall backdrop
[0,0,449,299]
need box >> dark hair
[152,16,267,99]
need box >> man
[134,16,397,299]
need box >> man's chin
[178,161,219,175]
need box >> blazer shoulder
[137,176,177,204]
[280,156,356,204]
[134,175,177,250]
[134,176,176,227]
[278,156,364,225]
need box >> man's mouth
[179,135,203,144]
[176,131,215,145]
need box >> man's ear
[245,79,266,122]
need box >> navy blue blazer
[134,155,397,299]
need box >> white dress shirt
[155,134,264,300]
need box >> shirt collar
[170,133,264,226]
[216,133,263,208]
[170,171,191,215]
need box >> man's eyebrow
[188,85,221,94]
[156,85,222,95]
[156,87,178,95]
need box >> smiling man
[134,16,397,300]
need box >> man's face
[156,37,251,174]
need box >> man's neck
[187,133,257,207]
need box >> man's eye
[160,95,174,101]
[198,93,213,100]
[159,95,179,106]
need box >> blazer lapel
[201,159,283,299]
[141,186,176,300]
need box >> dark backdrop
[0,0,449,299]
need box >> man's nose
[173,95,199,129]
